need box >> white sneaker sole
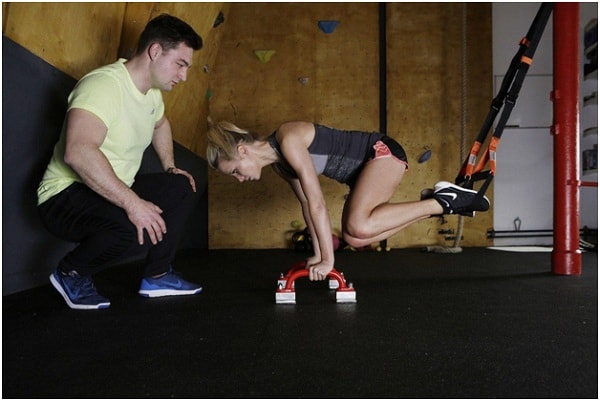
[138,288,203,298]
[49,273,110,310]
[434,181,478,194]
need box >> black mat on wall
[2,36,79,294]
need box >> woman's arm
[285,175,322,265]
[277,122,335,280]
[272,164,320,261]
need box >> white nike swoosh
[437,192,458,200]
[170,279,183,288]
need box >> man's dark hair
[136,14,203,55]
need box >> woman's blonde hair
[206,117,257,169]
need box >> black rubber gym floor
[2,248,597,398]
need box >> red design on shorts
[373,140,392,158]
[371,140,408,169]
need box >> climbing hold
[318,20,340,34]
[418,149,432,163]
[213,11,225,28]
[254,49,276,63]
[298,77,309,85]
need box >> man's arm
[152,116,196,192]
[64,108,167,245]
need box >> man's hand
[167,167,196,192]
[125,198,167,245]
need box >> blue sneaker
[49,269,111,310]
[138,268,202,298]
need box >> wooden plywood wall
[3,2,126,79]
[386,3,494,248]
[2,2,228,155]
[208,3,493,249]
[124,2,229,154]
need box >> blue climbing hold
[418,149,432,163]
[318,20,340,34]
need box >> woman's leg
[342,157,443,248]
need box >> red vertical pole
[552,3,582,275]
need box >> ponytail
[206,117,257,169]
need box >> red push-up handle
[284,260,307,277]
[278,267,350,292]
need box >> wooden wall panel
[208,3,380,249]
[135,2,228,154]
[118,2,158,60]
[3,2,126,79]
[386,3,493,248]
[2,3,8,33]
[462,3,494,247]
[2,2,228,158]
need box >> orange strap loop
[473,151,489,175]
[488,137,501,175]
[464,141,483,178]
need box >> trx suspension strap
[455,3,554,204]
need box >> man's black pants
[38,173,194,277]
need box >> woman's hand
[307,261,334,281]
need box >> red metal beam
[551,3,582,275]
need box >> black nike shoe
[432,181,490,216]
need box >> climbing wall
[208,3,493,249]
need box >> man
[38,14,203,310]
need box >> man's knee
[100,220,138,246]
[169,173,195,200]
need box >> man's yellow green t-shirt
[37,59,165,205]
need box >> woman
[206,119,489,281]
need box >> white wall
[579,2,599,235]
[492,3,598,246]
